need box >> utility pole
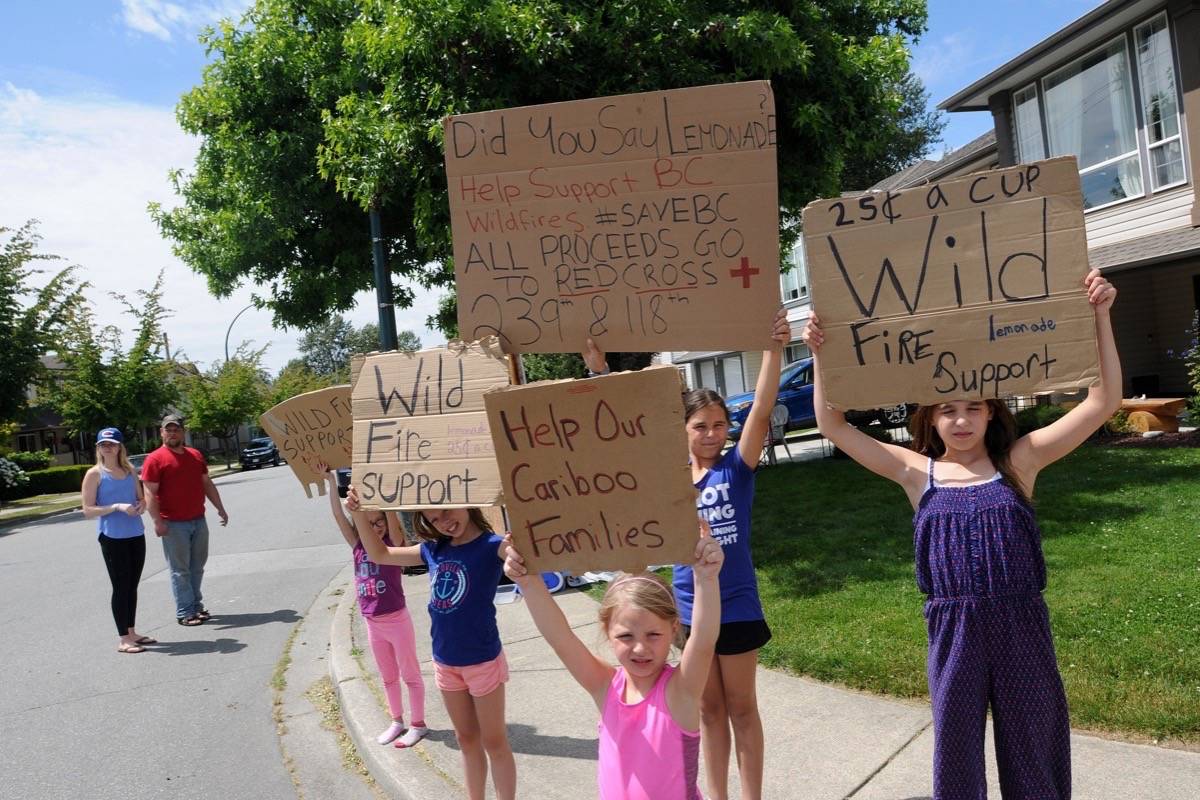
[369,204,399,351]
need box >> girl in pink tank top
[503,520,724,800]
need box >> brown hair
[682,388,729,424]
[597,571,683,648]
[413,508,493,544]
[909,400,1028,500]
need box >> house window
[1043,36,1143,210]
[1013,84,1045,162]
[1135,14,1185,190]
[693,354,745,396]
[785,342,811,363]
[780,242,810,303]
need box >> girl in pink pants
[322,465,428,748]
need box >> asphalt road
[0,465,348,800]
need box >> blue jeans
[161,517,210,619]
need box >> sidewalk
[330,570,1200,800]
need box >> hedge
[18,464,92,498]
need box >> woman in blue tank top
[82,428,152,654]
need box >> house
[939,0,1200,395]
[669,0,1199,401]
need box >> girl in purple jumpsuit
[805,268,1121,799]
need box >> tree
[0,221,86,424]
[47,273,180,452]
[153,0,939,330]
[267,358,334,407]
[182,349,270,465]
[297,314,422,380]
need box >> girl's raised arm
[319,463,358,548]
[346,487,425,567]
[674,521,724,699]
[737,308,791,468]
[806,316,928,502]
[1013,270,1121,482]
[503,536,613,705]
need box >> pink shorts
[433,651,509,696]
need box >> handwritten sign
[259,386,353,498]
[351,341,511,510]
[802,156,1099,409]
[484,366,697,574]
[445,81,780,353]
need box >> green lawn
[752,445,1200,743]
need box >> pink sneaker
[376,720,405,745]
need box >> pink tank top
[597,664,702,800]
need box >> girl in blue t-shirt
[348,489,515,800]
[582,307,790,800]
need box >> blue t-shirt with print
[673,446,763,625]
[421,531,504,667]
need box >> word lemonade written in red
[447,82,780,353]
[494,388,662,560]
[805,157,1097,407]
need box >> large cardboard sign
[259,386,352,498]
[445,81,780,353]
[802,156,1099,409]
[351,341,511,510]
[484,366,697,574]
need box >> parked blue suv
[725,358,911,441]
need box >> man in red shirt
[142,415,230,626]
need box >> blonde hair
[413,508,492,543]
[598,572,681,646]
[95,441,136,477]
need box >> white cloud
[120,0,249,42]
[0,83,446,375]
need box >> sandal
[177,615,203,626]
[118,643,146,654]
[135,636,158,645]
[196,608,211,621]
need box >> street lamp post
[224,303,255,460]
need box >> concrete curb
[329,570,458,800]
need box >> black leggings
[98,534,146,635]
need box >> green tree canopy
[297,314,421,379]
[182,348,270,458]
[0,221,86,424]
[48,274,180,451]
[153,0,938,331]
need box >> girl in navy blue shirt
[349,489,515,800]
[583,307,790,800]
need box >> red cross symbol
[729,257,760,289]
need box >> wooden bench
[1120,398,1188,433]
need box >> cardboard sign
[445,81,780,353]
[484,366,697,574]
[259,386,353,498]
[351,341,511,510]
[802,156,1099,409]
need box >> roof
[1090,225,1200,271]
[670,350,739,363]
[868,130,998,192]
[940,0,1160,111]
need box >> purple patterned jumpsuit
[913,459,1071,799]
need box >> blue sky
[1,0,1105,373]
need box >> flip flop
[177,616,203,626]
[135,637,158,645]
[196,608,211,621]
[118,643,146,654]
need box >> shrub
[7,449,52,470]
[1104,409,1134,436]
[0,457,30,505]
[20,464,92,497]
[1014,404,1068,436]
